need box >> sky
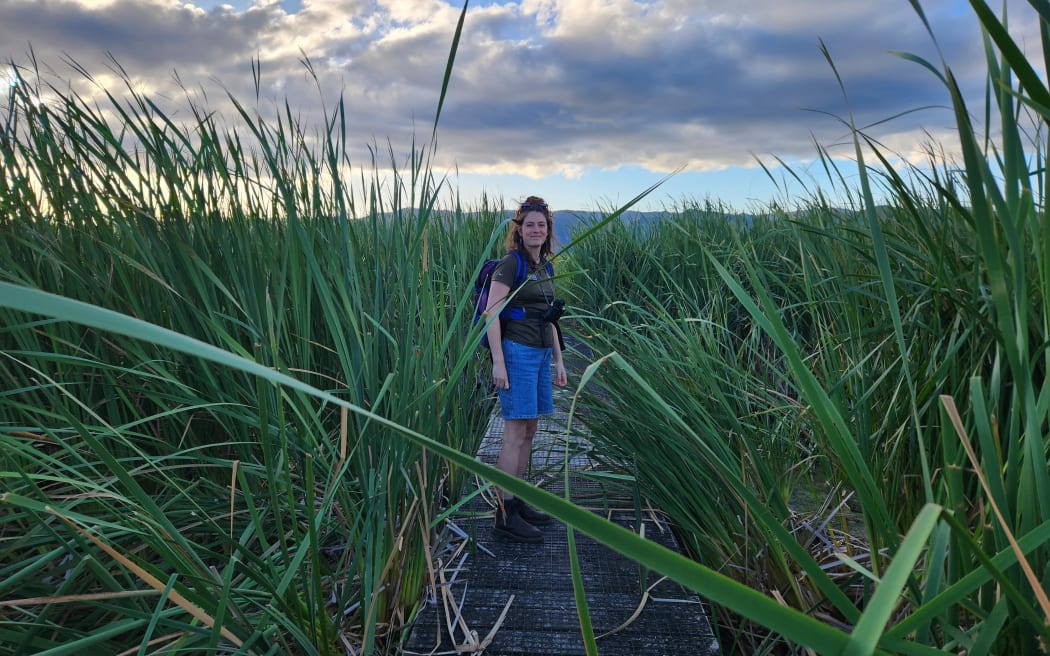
[0,0,1042,212]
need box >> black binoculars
[542,299,566,323]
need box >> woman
[484,196,568,543]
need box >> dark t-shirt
[491,251,556,348]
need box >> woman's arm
[485,279,511,389]
[551,322,567,387]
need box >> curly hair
[504,195,555,260]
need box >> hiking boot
[517,502,552,525]
[493,498,543,543]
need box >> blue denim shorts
[498,338,554,419]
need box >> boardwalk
[404,389,720,656]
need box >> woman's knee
[503,419,539,446]
[504,419,528,440]
[523,419,539,439]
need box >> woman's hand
[492,361,510,390]
[553,361,567,387]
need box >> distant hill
[550,210,665,246]
[550,209,769,245]
[491,208,759,247]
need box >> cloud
[0,0,1042,199]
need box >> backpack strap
[511,250,552,288]
[512,249,527,289]
[497,251,526,322]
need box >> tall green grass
[565,1,1050,652]
[0,55,508,654]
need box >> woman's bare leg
[514,418,538,478]
[492,417,544,542]
[496,418,535,498]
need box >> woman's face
[519,210,549,249]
